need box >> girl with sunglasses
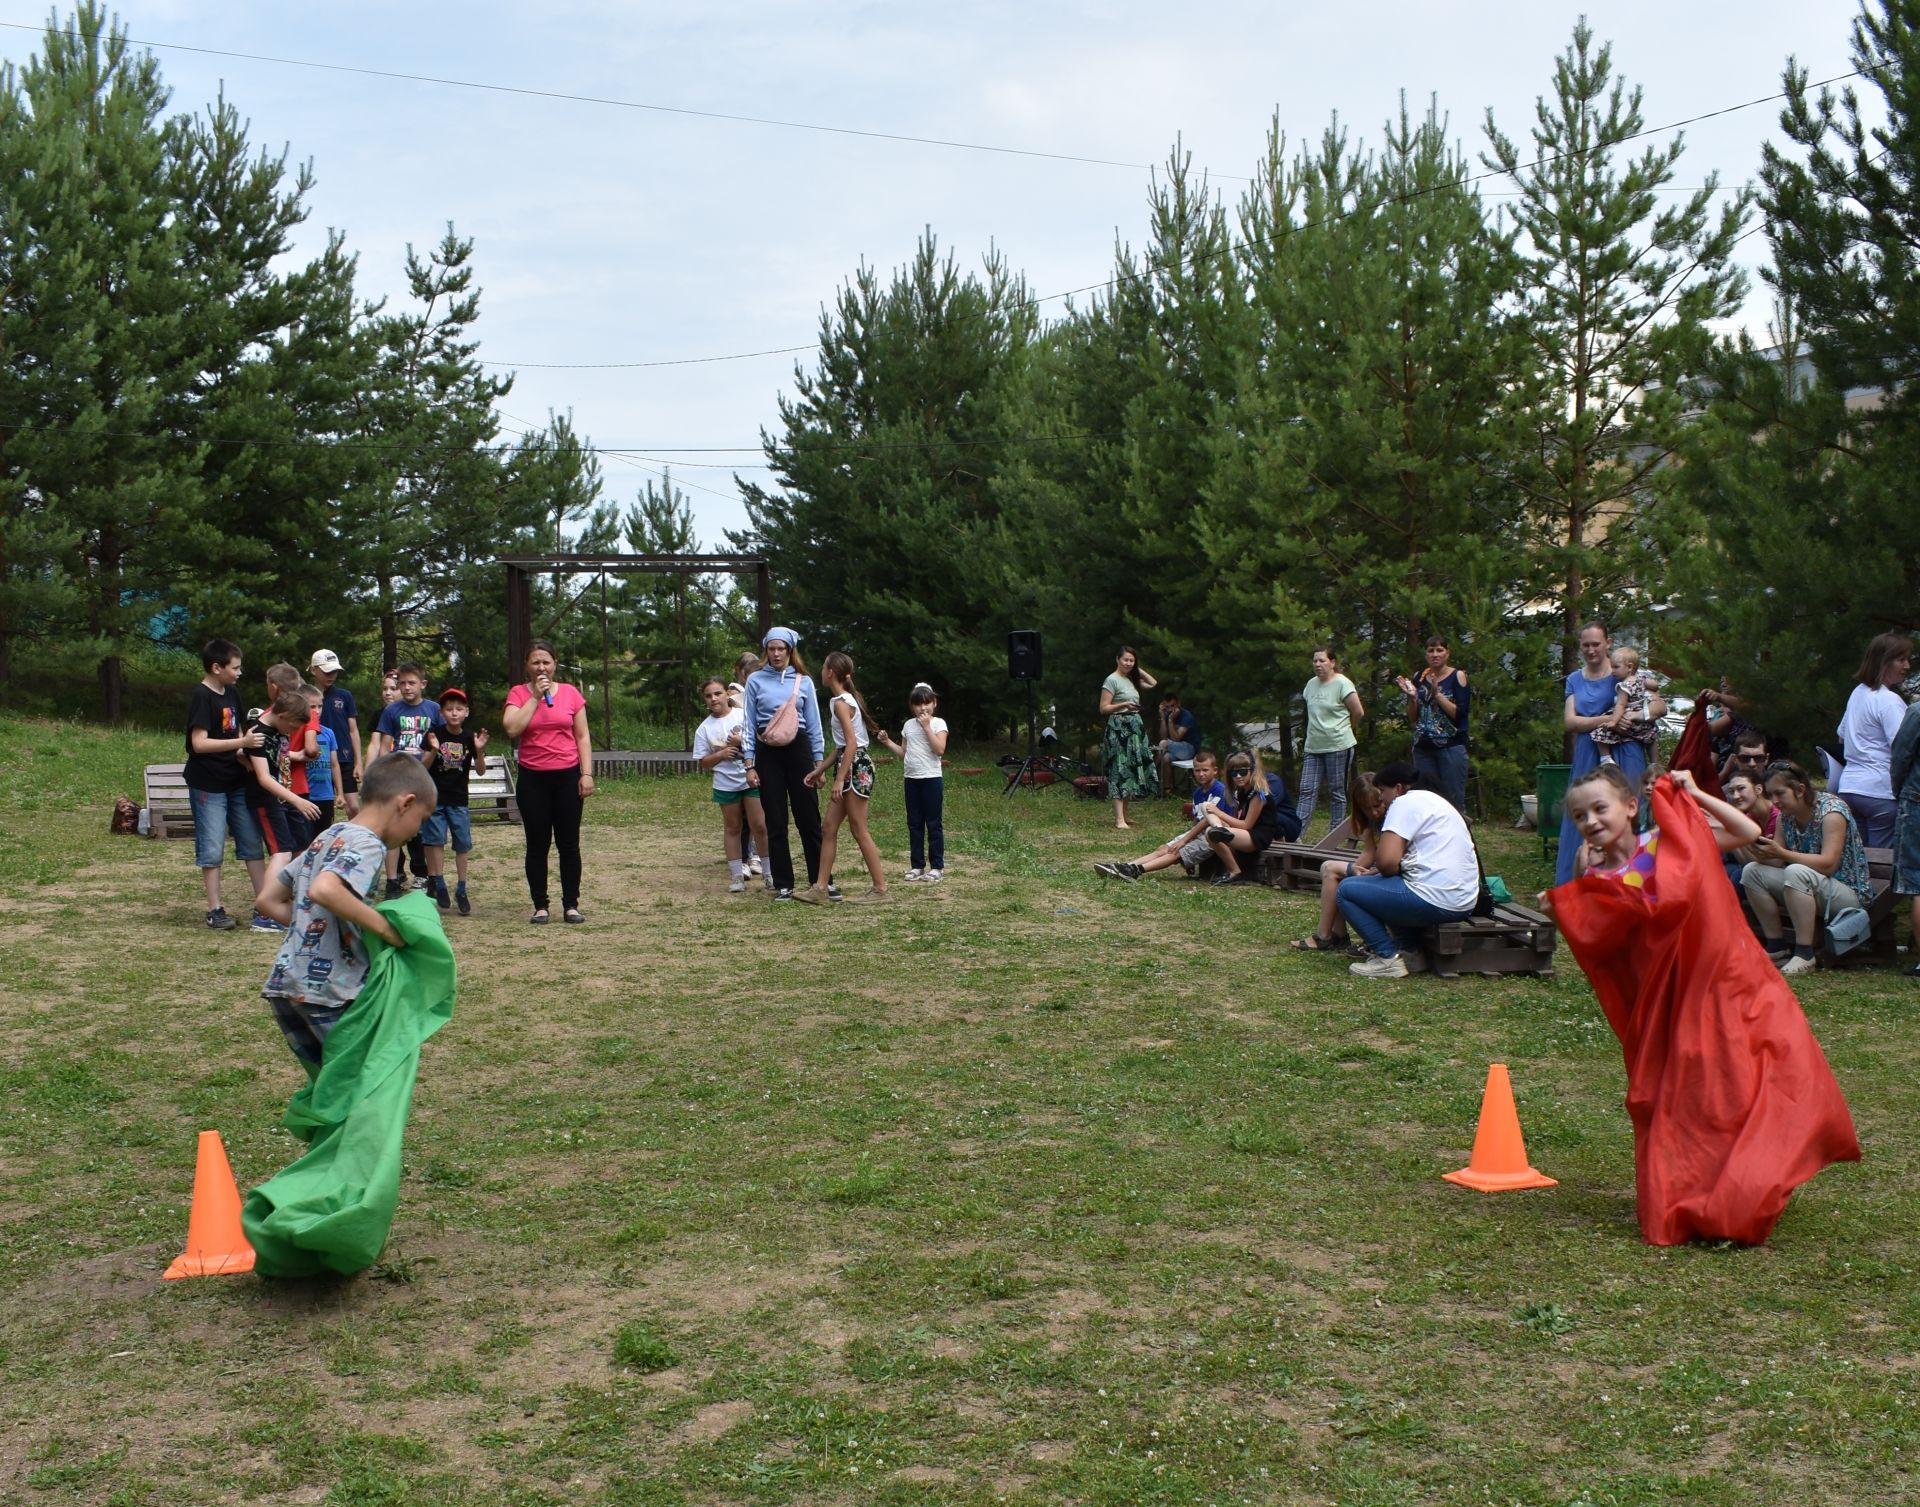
[1200,753,1295,887]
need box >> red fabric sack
[1549,777,1859,1245]
[1670,705,1724,800]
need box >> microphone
[543,688,554,708]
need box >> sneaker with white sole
[1349,952,1409,979]
[923,869,943,883]
[826,882,845,901]
[1779,954,1817,977]
[250,913,287,933]
[206,907,236,931]
[728,875,747,894]
[748,859,763,876]
[902,868,923,882]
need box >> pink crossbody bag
[758,674,802,747]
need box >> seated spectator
[1722,726,1771,789]
[1743,760,1871,976]
[1153,691,1200,796]
[1337,759,1480,979]
[1201,752,1298,887]
[1096,750,1229,882]
[1294,770,1387,955]
[1719,770,1778,888]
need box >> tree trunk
[98,654,124,723]
[378,572,398,672]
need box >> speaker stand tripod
[1003,680,1050,796]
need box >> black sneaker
[827,882,845,901]
[1113,863,1143,882]
[206,907,236,931]
[1094,862,1120,878]
[384,878,406,899]
[772,888,796,901]
[433,878,451,911]
[1210,871,1241,887]
[455,885,471,916]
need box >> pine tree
[737,232,1036,730]
[1657,0,1920,747]
[1484,21,1749,671]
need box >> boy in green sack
[254,753,435,1075]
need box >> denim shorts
[265,994,349,1069]
[190,786,265,868]
[420,804,472,854]
[1165,740,1196,761]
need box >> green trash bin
[1536,762,1571,859]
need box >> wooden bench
[1260,818,1357,892]
[468,766,521,824]
[1852,846,1897,964]
[143,764,196,840]
[1418,902,1558,979]
[592,750,703,779]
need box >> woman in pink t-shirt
[502,638,595,924]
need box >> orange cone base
[1442,1165,1558,1193]
[163,1247,257,1280]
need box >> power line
[0,19,1167,175]
[476,67,1870,371]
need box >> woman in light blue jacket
[740,627,825,899]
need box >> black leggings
[518,764,583,911]
[754,739,822,891]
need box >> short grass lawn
[1,713,1917,1506]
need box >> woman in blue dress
[1557,623,1663,883]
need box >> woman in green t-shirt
[1296,646,1365,835]
[1099,646,1161,828]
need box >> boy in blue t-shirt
[1096,749,1233,881]
[302,685,344,831]
[371,662,444,896]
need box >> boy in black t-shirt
[421,687,489,914]
[183,639,269,930]
[245,690,323,932]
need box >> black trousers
[754,739,821,891]
[517,763,583,911]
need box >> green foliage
[611,1323,680,1374]
[1654,1,1920,743]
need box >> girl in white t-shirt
[693,678,769,893]
[876,682,949,881]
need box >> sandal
[1292,934,1344,953]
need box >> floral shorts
[838,750,876,801]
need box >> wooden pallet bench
[468,766,521,824]
[1259,817,1356,892]
[1419,901,1558,979]
[592,750,703,779]
[143,763,196,840]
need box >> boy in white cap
[308,650,363,817]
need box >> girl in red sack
[1542,767,1860,1246]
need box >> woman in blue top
[740,627,826,900]
[1398,636,1470,813]
[1557,622,1662,884]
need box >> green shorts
[712,786,760,805]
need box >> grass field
[1,712,1917,1506]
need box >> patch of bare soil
[668,1399,753,1446]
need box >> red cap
[439,687,468,703]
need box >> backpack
[1265,774,1304,842]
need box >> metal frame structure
[502,553,772,750]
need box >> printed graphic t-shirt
[376,699,445,759]
[250,716,295,805]
[694,709,749,792]
[263,822,389,1009]
[431,730,476,807]
[184,683,247,793]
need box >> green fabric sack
[242,893,457,1277]
[1485,876,1513,904]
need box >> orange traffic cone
[163,1130,257,1279]
[1442,1063,1557,1193]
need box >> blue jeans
[190,786,265,868]
[1295,748,1353,831]
[904,776,945,870]
[1336,873,1473,959]
[265,994,348,1072]
[420,804,473,854]
[1414,742,1469,814]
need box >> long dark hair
[822,651,880,742]
[1116,645,1144,689]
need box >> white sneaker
[748,859,762,876]
[1349,953,1410,979]
[902,868,923,882]
[1779,954,1817,977]
[923,869,943,884]
[728,876,747,894]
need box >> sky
[0,1,1871,543]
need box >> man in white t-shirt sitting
[1336,759,1480,979]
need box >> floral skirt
[1103,711,1160,800]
